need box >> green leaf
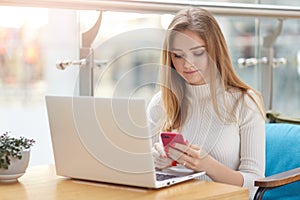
[0,132,35,169]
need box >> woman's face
[170,29,209,85]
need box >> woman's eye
[194,51,205,56]
[173,53,184,58]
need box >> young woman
[147,7,266,199]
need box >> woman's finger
[154,156,173,169]
[189,144,201,150]
[167,147,186,161]
[172,143,203,158]
[154,143,167,158]
[152,147,160,158]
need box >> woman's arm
[237,92,266,193]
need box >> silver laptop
[45,95,205,188]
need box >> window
[0,1,299,166]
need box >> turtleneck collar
[185,77,224,99]
[185,82,211,99]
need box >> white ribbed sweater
[147,83,265,199]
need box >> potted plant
[0,132,35,182]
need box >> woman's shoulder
[146,91,165,124]
[226,87,264,114]
[244,89,263,106]
[148,91,162,105]
[147,91,163,113]
[230,87,264,116]
[227,87,261,101]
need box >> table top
[0,165,249,200]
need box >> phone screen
[160,132,185,147]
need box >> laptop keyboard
[156,173,179,181]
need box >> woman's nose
[183,58,194,69]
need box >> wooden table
[0,165,249,200]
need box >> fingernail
[171,161,177,166]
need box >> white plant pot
[0,149,31,183]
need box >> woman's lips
[184,70,199,74]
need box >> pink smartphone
[160,132,185,147]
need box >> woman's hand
[167,143,244,187]
[166,142,208,172]
[152,142,174,169]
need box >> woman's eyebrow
[171,45,206,52]
[171,48,183,52]
[190,45,206,50]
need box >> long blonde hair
[160,7,265,131]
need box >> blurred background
[0,0,299,166]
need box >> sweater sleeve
[238,92,266,199]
